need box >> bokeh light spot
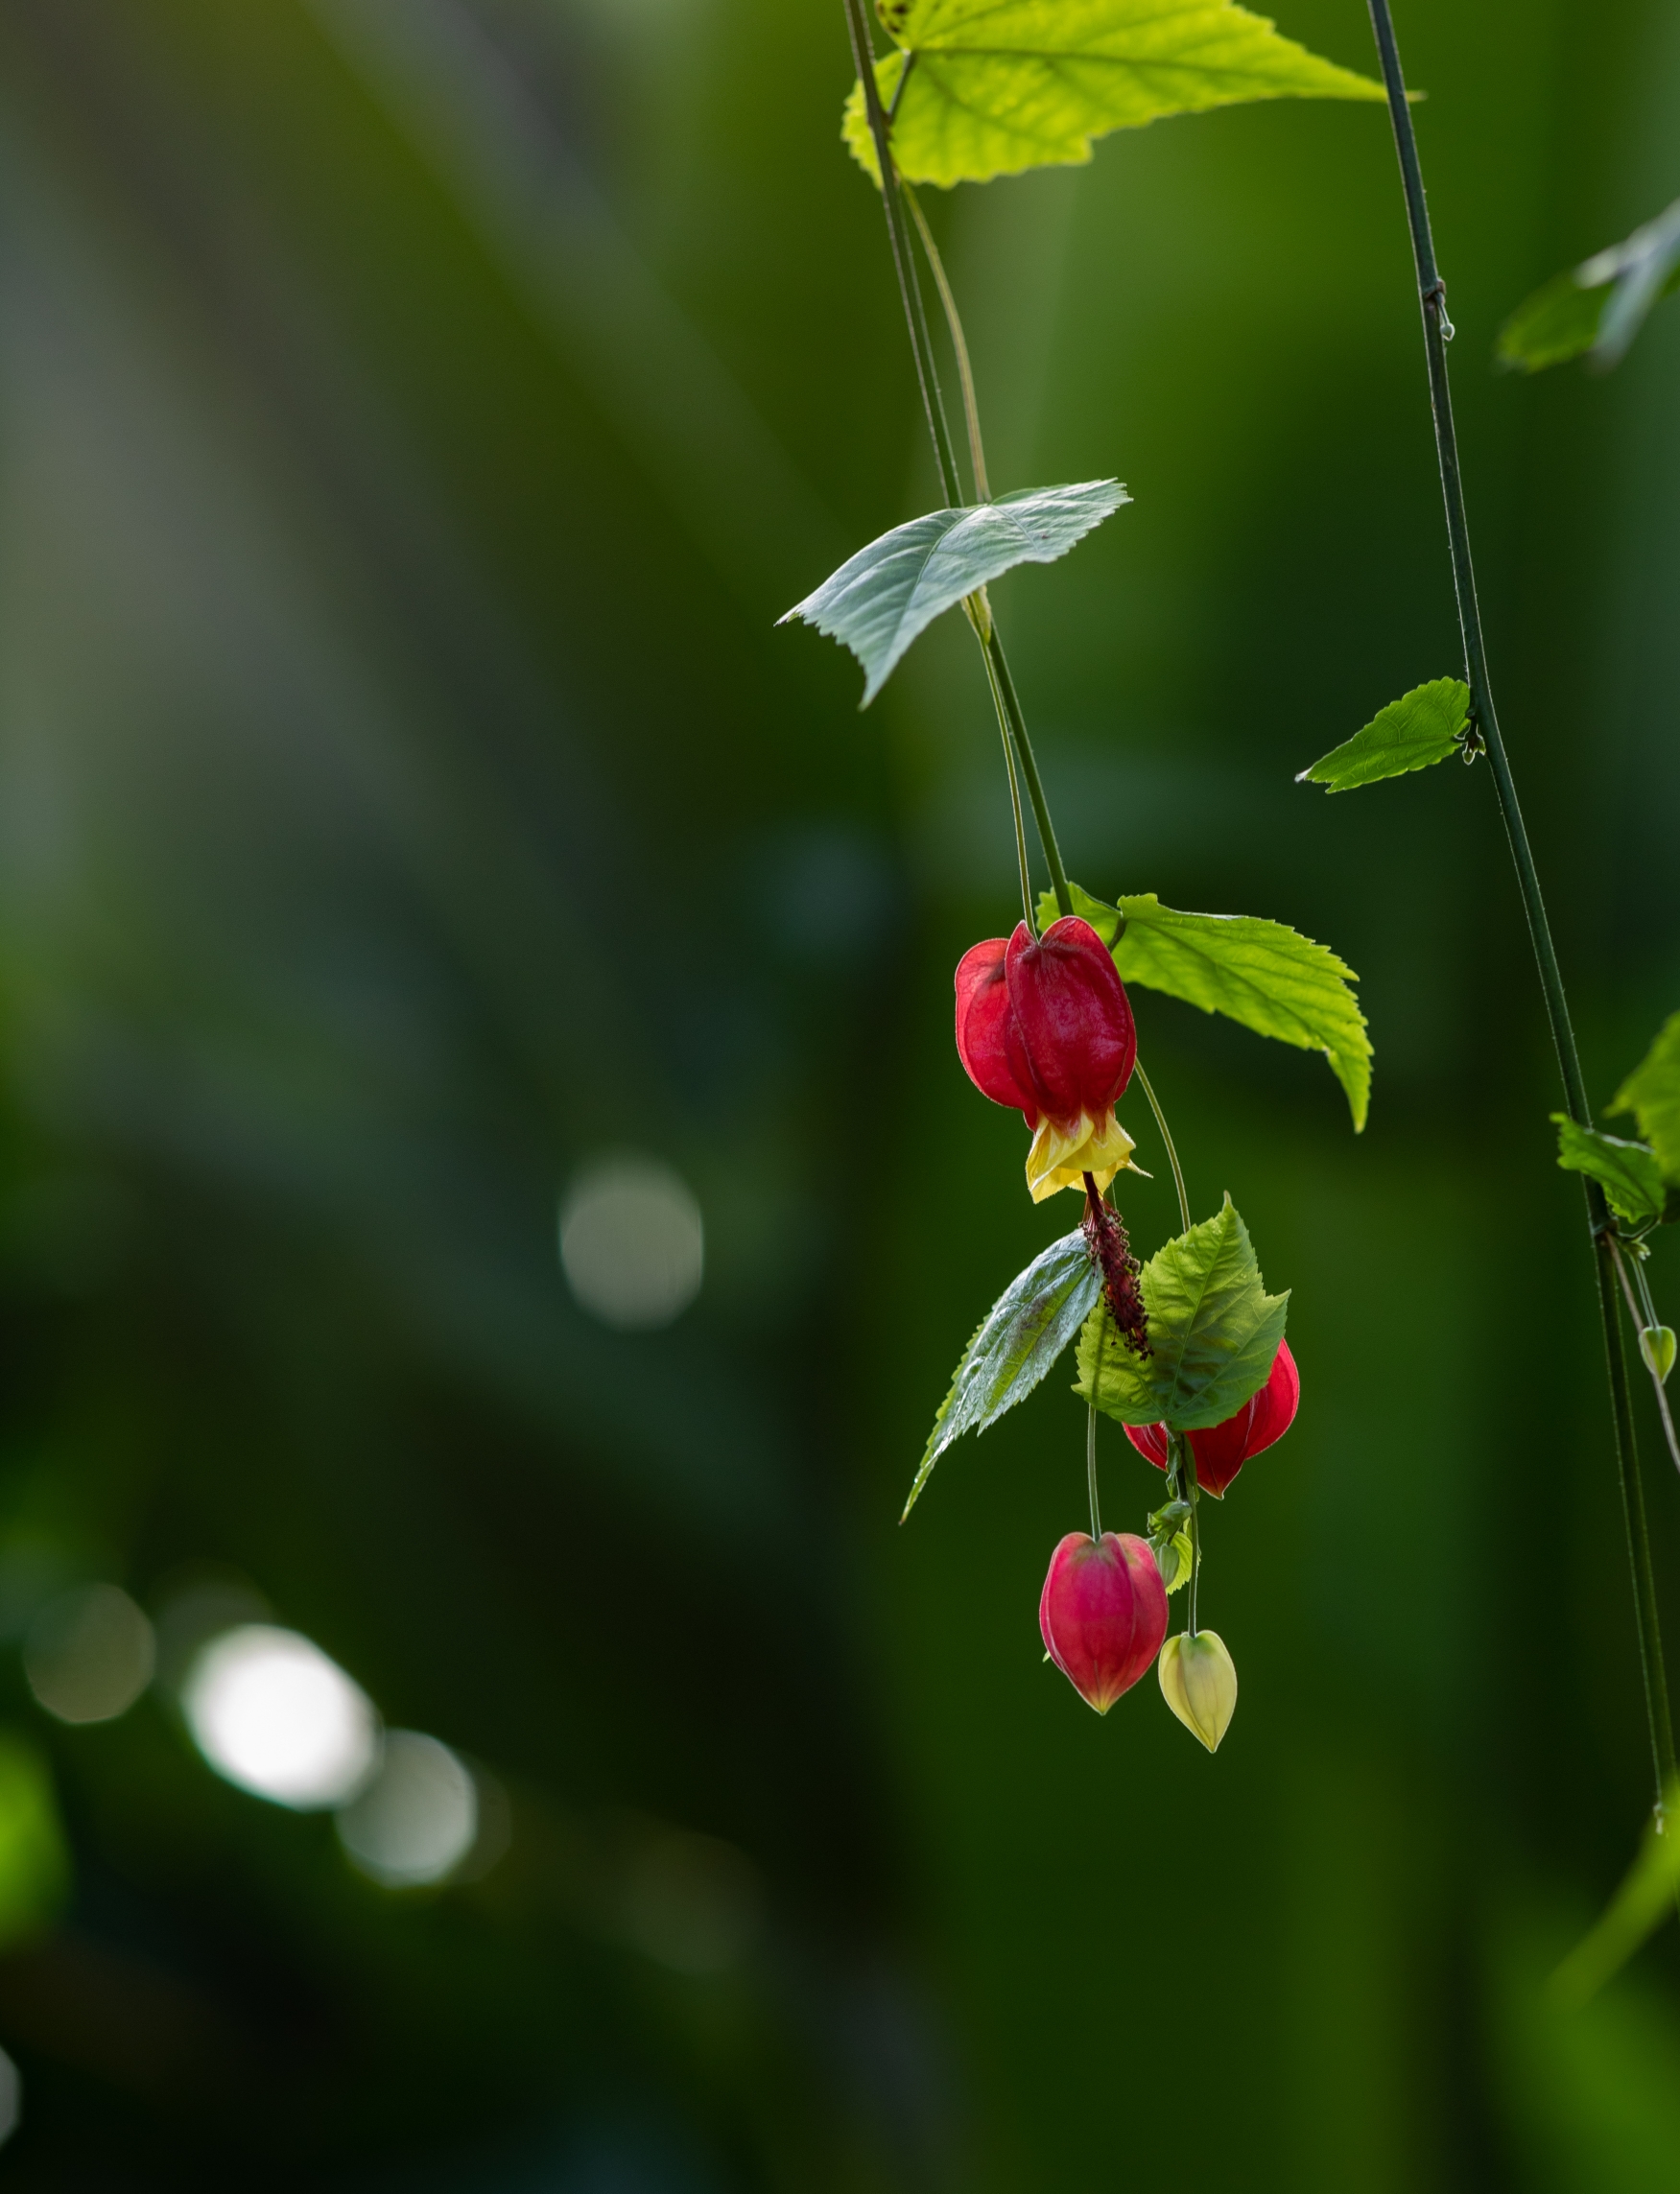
[335,1729,480,1887]
[23,1584,154,1725]
[559,1155,703,1330]
[182,1625,379,1810]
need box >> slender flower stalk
[1365,0,1677,1810]
[840,0,1074,922]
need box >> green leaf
[0,1732,70,1952]
[1610,1011,1680,1184]
[905,1229,1100,1519]
[1551,1116,1666,1227]
[1498,199,1680,374]
[780,482,1127,705]
[1297,677,1471,792]
[1075,1195,1288,1431]
[843,0,1387,190]
[1042,884,1372,1131]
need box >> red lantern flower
[955,918,1139,1202]
[1039,1530,1168,1713]
[1124,1339,1300,1497]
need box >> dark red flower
[1039,1530,1168,1713]
[1125,1338,1300,1497]
[955,918,1138,1201]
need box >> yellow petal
[1024,1107,1139,1203]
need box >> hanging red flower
[1124,1339,1300,1497]
[955,917,1139,1201]
[1038,1530,1168,1712]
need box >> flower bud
[1126,1339,1299,1497]
[1039,1531,1168,1714]
[956,919,1139,1203]
[1640,1325,1677,1384]
[1157,1630,1238,1753]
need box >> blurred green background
[0,0,1678,2184]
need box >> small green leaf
[1553,1118,1667,1225]
[1154,1531,1195,1593]
[843,0,1387,190]
[1076,1195,1288,1431]
[1499,199,1680,374]
[1551,1115,1666,1227]
[1609,1010,1680,1184]
[906,1229,1100,1519]
[1042,885,1371,1131]
[1297,677,1471,792]
[781,482,1127,705]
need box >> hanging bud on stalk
[1158,1631,1239,1752]
[1640,1325,1676,1383]
[1039,1531,1168,1713]
[1126,1339,1300,1497]
[956,918,1139,1203]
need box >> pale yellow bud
[1158,1630,1238,1753]
[1640,1326,1676,1384]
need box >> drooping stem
[981,631,1037,931]
[902,182,991,500]
[1180,1438,1203,1638]
[1611,1239,1680,1481]
[1087,1400,1102,1542]
[840,0,1073,921]
[1365,0,1676,1811]
[841,0,962,508]
[1134,1062,1191,1235]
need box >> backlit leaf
[1039,883,1371,1130]
[780,481,1127,705]
[905,1229,1100,1519]
[1609,1010,1680,1183]
[1297,677,1470,792]
[1551,1116,1666,1227]
[843,0,1386,190]
[1075,1195,1287,1431]
[1499,200,1680,374]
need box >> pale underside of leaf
[1297,677,1470,793]
[1551,1116,1666,1228]
[780,481,1126,705]
[1076,1196,1288,1431]
[1040,883,1370,1131]
[1609,1010,1680,1184]
[905,1229,1100,1519]
[1498,199,1680,375]
[844,0,1387,188]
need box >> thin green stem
[902,183,991,501]
[1183,1440,1202,1637]
[1365,0,1676,1813]
[1611,1239,1680,1482]
[1087,1400,1102,1542]
[983,628,1072,916]
[980,631,1036,931]
[1133,1062,1191,1235]
[840,0,962,508]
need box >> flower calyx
[1039,1530,1168,1714]
[1158,1630,1238,1752]
[955,917,1140,1204]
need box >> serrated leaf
[905,1229,1100,1519]
[1551,1116,1666,1227]
[843,0,1386,190]
[1499,199,1680,375]
[1297,677,1470,792]
[1075,1196,1288,1431]
[780,482,1126,705]
[1041,884,1371,1131]
[1609,1011,1680,1184]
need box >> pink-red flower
[1039,1530,1168,1712]
[955,918,1139,1202]
[1124,1338,1300,1498]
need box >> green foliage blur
[0,0,1677,2185]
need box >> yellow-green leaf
[1297,677,1471,792]
[1037,883,1371,1130]
[1609,1010,1680,1185]
[844,0,1387,190]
